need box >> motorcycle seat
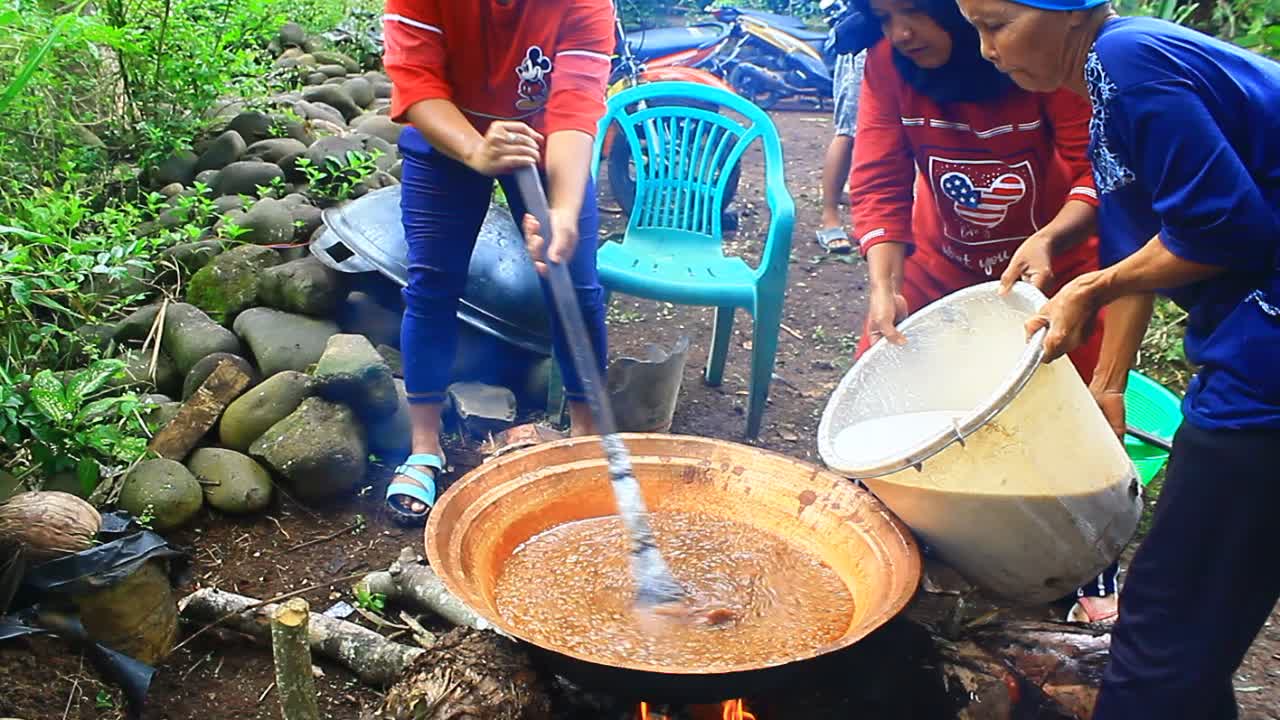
[735,8,807,29]
[788,27,830,42]
[625,23,729,62]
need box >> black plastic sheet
[22,511,187,595]
[0,609,155,717]
[0,510,189,719]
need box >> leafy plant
[1115,0,1200,24]
[354,584,386,614]
[0,197,161,376]
[1214,0,1280,58]
[295,149,383,202]
[135,503,157,529]
[323,7,383,70]
[1114,0,1280,58]
[0,0,387,490]
[2,360,152,494]
[95,690,115,710]
[1138,298,1196,392]
[0,0,92,115]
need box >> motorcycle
[821,0,884,57]
[600,15,743,217]
[620,19,733,66]
[706,5,835,109]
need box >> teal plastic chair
[592,82,796,439]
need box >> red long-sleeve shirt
[851,40,1099,279]
[382,0,615,137]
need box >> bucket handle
[851,324,1049,481]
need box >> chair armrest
[757,160,797,279]
[591,115,614,183]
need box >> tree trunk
[271,598,321,720]
[179,588,422,687]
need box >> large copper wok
[425,434,921,703]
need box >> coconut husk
[0,491,101,560]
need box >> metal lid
[311,187,554,356]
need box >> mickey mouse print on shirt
[515,46,553,111]
[927,156,1040,248]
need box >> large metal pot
[311,186,553,356]
[425,434,921,703]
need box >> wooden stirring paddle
[512,166,686,608]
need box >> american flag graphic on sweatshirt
[941,171,1028,228]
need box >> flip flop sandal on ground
[816,227,853,254]
[386,452,445,525]
[1066,595,1120,625]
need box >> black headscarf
[853,0,1014,104]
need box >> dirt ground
[2,110,1276,719]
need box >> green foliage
[0,0,379,208]
[0,0,386,485]
[295,150,383,202]
[1213,0,1280,58]
[325,7,382,70]
[0,361,152,494]
[0,190,162,374]
[0,0,91,115]
[1114,0,1201,24]
[1137,298,1196,394]
[135,503,157,529]
[354,584,386,614]
[1115,0,1280,58]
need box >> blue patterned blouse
[1087,16,1280,429]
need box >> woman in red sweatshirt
[848,0,1114,622]
[381,0,614,523]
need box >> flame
[637,700,755,720]
[721,699,756,720]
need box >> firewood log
[179,587,421,687]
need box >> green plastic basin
[1124,370,1184,486]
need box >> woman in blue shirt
[953,0,1280,717]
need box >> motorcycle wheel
[606,116,742,219]
[728,64,783,110]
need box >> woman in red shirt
[848,0,1114,621]
[381,0,614,523]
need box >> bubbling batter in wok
[494,511,856,669]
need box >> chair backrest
[593,82,787,244]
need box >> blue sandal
[816,227,853,254]
[386,453,444,525]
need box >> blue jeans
[398,127,607,405]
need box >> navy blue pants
[397,127,607,405]
[1094,421,1280,720]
